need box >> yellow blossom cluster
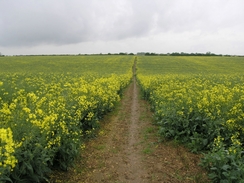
[0,128,18,174]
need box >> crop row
[0,71,131,182]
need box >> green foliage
[10,134,52,182]
[200,136,244,183]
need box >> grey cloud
[0,1,100,46]
[0,0,161,47]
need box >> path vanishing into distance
[51,60,209,183]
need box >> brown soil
[51,60,209,183]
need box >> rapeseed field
[137,56,244,182]
[0,55,133,182]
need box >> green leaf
[0,176,13,183]
[221,164,230,171]
[24,162,34,174]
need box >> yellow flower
[0,128,18,171]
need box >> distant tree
[145,52,158,56]
[119,52,127,55]
[206,52,217,56]
[171,52,180,56]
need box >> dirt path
[51,59,209,183]
[78,61,149,182]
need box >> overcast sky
[0,0,244,55]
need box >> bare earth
[51,61,209,183]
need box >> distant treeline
[2,52,244,57]
[96,52,242,57]
[5,53,135,57]
[142,52,243,57]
